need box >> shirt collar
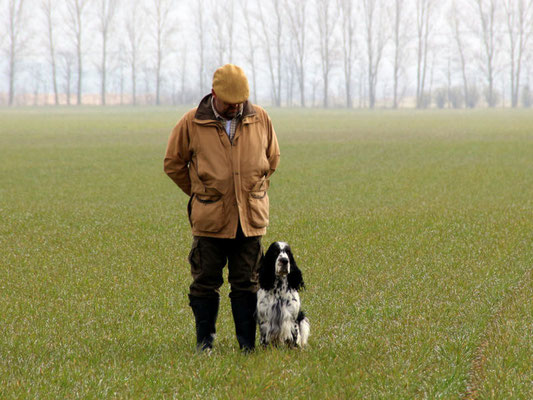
[211,95,243,121]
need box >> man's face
[212,90,243,119]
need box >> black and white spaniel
[256,242,310,347]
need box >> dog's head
[259,242,305,291]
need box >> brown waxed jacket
[164,94,280,238]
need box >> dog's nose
[279,257,289,274]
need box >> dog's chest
[274,282,292,302]
[258,281,300,320]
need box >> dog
[256,242,310,347]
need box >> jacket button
[234,172,239,175]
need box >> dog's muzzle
[278,257,289,275]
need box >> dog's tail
[297,311,310,347]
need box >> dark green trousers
[188,225,263,299]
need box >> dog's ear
[287,246,305,291]
[259,243,276,290]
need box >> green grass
[1,107,532,399]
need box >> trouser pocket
[188,236,225,297]
[227,236,263,296]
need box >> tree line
[2,0,533,108]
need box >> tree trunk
[101,35,107,105]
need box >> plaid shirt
[211,96,243,144]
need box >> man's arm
[164,116,192,196]
[265,113,280,179]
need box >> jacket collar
[194,93,255,121]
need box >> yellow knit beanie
[212,64,249,104]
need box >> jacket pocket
[190,193,225,232]
[247,179,270,228]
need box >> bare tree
[389,0,410,108]
[445,50,452,108]
[338,0,356,108]
[116,43,127,105]
[178,43,188,103]
[415,0,437,108]
[472,0,499,107]
[5,0,30,106]
[194,0,207,96]
[361,0,386,109]
[41,0,60,105]
[449,0,469,108]
[504,0,533,107]
[65,0,90,105]
[358,66,367,108]
[211,0,235,65]
[30,64,43,106]
[142,63,153,104]
[125,0,145,105]
[285,58,296,105]
[285,0,308,107]
[258,0,283,106]
[212,8,226,66]
[225,1,235,62]
[240,0,259,103]
[149,0,177,105]
[316,0,338,108]
[9,0,533,109]
[97,0,119,105]
[59,50,76,105]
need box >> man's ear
[211,89,216,98]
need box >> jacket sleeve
[164,115,192,196]
[265,113,280,179]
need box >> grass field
[1,107,532,399]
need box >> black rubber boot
[230,292,257,352]
[189,295,219,352]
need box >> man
[164,64,280,352]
